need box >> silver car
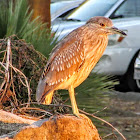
[52,0,140,91]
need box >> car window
[51,3,65,15]
[113,0,140,18]
[66,0,118,21]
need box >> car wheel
[115,52,140,92]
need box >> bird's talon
[74,113,89,119]
[73,113,80,118]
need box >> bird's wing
[36,29,85,102]
[45,40,84,85]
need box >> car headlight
[108,30,127,46]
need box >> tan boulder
[14,114,100,140]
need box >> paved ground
[107,91,140,140]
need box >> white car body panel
[95,46,139,75]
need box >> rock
[14,114,100,140]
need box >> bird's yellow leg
[43,91,54,105]
[68,85,79,117]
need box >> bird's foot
[77,113,90,119]
[73,113,80,118]
[73,113,88,119]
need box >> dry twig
[0,39,11,103]
[9,64,31,105]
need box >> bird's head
[86,16,127,36]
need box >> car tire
[115,52,140,92]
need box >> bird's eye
[100,23,105,27]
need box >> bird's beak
[109,26,127,36]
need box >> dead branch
[0,110,36,124]
[20,107,53,116]
[6,39,10,81]
[0,39,11,103]
[0,62,8,90]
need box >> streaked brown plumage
[36,16,126,116]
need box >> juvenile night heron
[36,16,126,116]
